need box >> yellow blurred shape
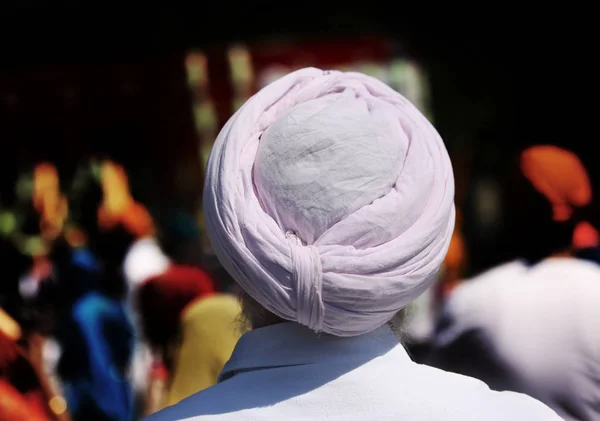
[24,236,48,257]
[194,101,217,131]
[33,163,69,238]
[186,52,208,86]
[98,161,134,230]
[0,307,21,341]
[228,45,254,89]
[49,396,68,415]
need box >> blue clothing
[56,248,135,421]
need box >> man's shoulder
[145,363,562,421]
[412,364,562,420]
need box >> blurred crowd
[1,144,600,420]
[0,160,244,420]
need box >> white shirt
[434,258,600,421]
[145,322,559,421]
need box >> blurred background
[0,5,595,421]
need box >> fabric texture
[166,294,243,406]
[432,258,600,421]
[146,323,561,421]
[204,68,455,336]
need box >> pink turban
[204,68,454,337]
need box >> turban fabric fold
[204,68,455,336]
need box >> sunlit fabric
[203,68,455,337]
[521,146,591,222]
[166,294,243,406]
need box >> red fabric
[0,332,18,372]
[137,264,216,351]
[0,380,52,421]
[573,221,599,249]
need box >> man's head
[203,69,454,336]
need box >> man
[430,146,600,421]
[147,69,560,420]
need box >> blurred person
[430,145,600,421]
[69,158,175,417]
[147,69,559,420]
[1,215,70,421]
[136,264,243,414]
[46,160,149,421]
[0,307,64,421]
[49,233,135,421]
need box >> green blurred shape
[23,236,46,256]
[0,211,17,236]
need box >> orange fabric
[521,146,591,222]
[0,331,19,371]
[33,163,68,239]
[0,380,54,421]
[97,161,155,237]
[444,231,466,270]
[98,161,133,219]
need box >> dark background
[0,5,594,273]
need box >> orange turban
[521,145,598,248]
[521,146,591,222]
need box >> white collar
[219,322,406,382]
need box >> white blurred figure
[431,146,600,421]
